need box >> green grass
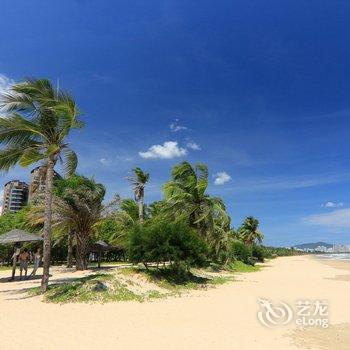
[0,265,11,271]
[145,268,209,290]
[121,266,234,292]
[88,261,128,267]
[209,275,235,285]
[29,273,143,303]
[226,260,262,273]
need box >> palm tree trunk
[40,156,55,293]
[138,196,144,222]
[76,233,88,270]
[67,230,74,268]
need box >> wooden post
[98,250,101,269]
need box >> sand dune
[0,256,349,350]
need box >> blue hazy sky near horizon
[1,0,350,246]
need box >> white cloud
[213,171,231,185]
[139,141,187,159]
[303,208,350,228]
[169,119,187,132]
[186,142,201,151]
[0,74,14,95]
[322,201,343,208]
[100,158,110,165]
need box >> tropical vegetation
[0,78,82,292]
[0,77,303,296]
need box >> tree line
[0,78,299,292]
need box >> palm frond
[61,146,78,178]
[0,147,25,172]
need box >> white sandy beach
[0,255,349,350]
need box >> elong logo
[257,298,329,328]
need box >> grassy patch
[0,265,11,271]
[121,266,234,292]
[209,275,234,285]
[88,261,128,268]
[28,261,262,304]
[145,268,209,290]
[29,273,143,303]
[226,260,262,273]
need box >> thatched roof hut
[0,229,43,244]
[90,240,117,268]
[90,240,114,253]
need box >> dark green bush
[127,220,208,270]
[252,245,266,262]
[230,240,253,265]
[262,246,304,257]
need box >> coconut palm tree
[238,216,264,246]
[99,198,140,247]
[53,176,105,270]
[127,167,149,222]
[0,79,82,291]
[163,162,230,248]
[30,175,105,270]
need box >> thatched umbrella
[0,229,43,280]
[90,240,115,268]
[0,229,43,244]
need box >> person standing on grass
[30,248,42,277]
[18,248,30,280]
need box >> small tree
[127,220,208,271]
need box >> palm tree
[100,198,140,247]
[30,175,105,270]
[0,79,82,291]
[54,176,105,270]
[238,216,264,246]
[211,198,232,258]
[163,162,231,249]
[127,167,149,222]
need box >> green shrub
[230,240,253,265]
[127,220,208,270]
[261,246,304,257]
[252,245,266,262]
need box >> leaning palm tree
[238,216,264,246]
[127,167,149,222]
[163,161,231,253]
[102,198,140,247]
[0,78,82,291]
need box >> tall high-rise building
[1,180,29,214]
[28,165,61,202]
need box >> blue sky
[1,0,350,246]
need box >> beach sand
[0,255,349,350]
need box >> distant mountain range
[293,242,333,249]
